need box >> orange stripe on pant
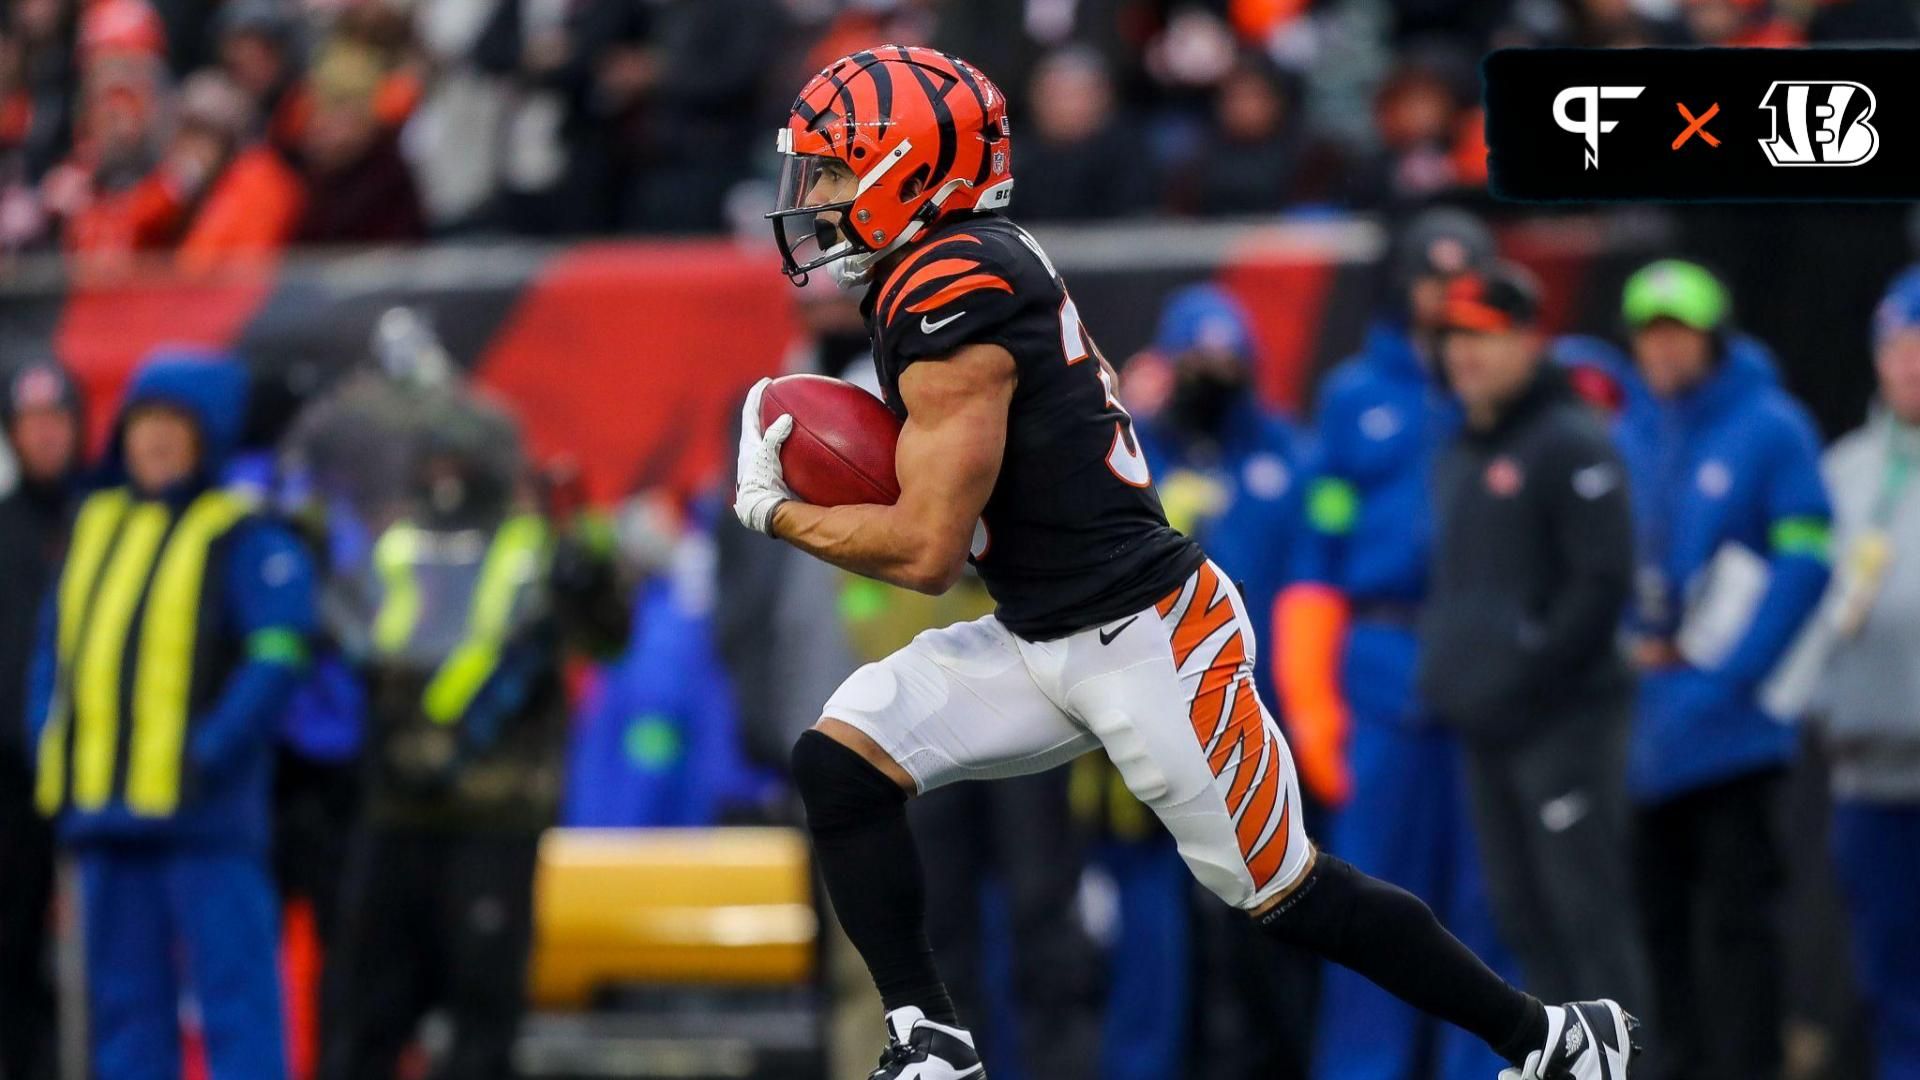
[1221,678,1267,813]
[1169,565,1294,895]
[1235,755,1281,855]
[1172,565,1235,669]
[1209,677,1261,775]
[1156,588,1183,617]
[1187,631,1245,748]
[1246,795,1293,889]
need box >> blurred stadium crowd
[8,0,1919,267]
[4,3,1920,1080]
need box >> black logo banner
[1485,48,1919,201]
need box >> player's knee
[791,728,907,835]
[1254,854,1437,960]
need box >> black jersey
[861,213,1204,640]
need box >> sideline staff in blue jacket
[27,354,315,1080]
[1131,285,1309,1078]
[1614,260,1830,1080]
[1278,210,1514,1080]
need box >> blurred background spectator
[1,0,1911,255]
[29,353,315,1080]
[293,42,422,246]
[1345,45,1482,210]
[563,492,773,828]
[318,383,628,1079]
[1169,51,1325,216]
[1013,47,1154,223]
[1615,260,1832,1080]
[1131,285,1318,1079]
[1275,207,1516,1080]
[1420,265,1646,1013]
[1812,266,1920,1080]
[0,361,82,1080]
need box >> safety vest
[36,487,256,818]
[371,514,550,725]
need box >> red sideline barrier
[476,242,799,504]
[53,274,275,454]
[8,219,1667,504]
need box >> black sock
[792,730,957,1025]
[1258,854,1548,1066]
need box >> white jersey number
[1059,294,1152,487]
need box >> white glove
[734,377,796,536]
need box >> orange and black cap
[1438,263,1541,333]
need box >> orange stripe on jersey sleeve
[883,258,978,324]
[904,273,1014,315]
[876,233,981,318]
[1156,589,1183,618]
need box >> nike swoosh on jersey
[1098,615,1139,645]
[921,311,967,333]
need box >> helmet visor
[768,150,859,280]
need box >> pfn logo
[1758,81,1879,166]
[1553,86,1645,170]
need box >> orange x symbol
[1673,102,1721,149]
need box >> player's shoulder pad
[873,221,1047,362]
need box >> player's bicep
[894,344,1015,546]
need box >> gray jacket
[1818,409,1920,802]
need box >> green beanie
[1623,259,1730,332]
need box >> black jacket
[1417,364,1633,742]
[0,477,70,766]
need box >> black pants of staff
[910,768,1102,1080]
[0,752,56,1080]
[1463,698,1650,1013]
[323,826,540,1080]
[1633,769,1788,1080]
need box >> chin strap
[835,182,968,285]
[836,222,922,286]
[832,168,1007,286]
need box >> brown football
[760,374,903,507]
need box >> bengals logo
[1758,81,1879,167]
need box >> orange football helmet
[769,46,1014,285]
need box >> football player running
[736,46,1639,1080]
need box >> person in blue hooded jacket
[1124,284,1310,1077]
[564,503,770,827]
[1276,209,1516,1080]
[1612,260,1831,1080]
[1135,285,1304,731]
[26,351,316,1080]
